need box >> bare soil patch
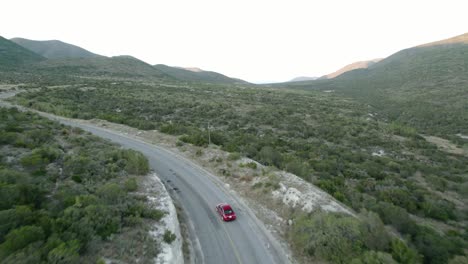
[423,135,467,156]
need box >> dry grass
[423,135,467,156]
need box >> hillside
[322,59,381,79]
[11,37,101,59]
[32,55,171,80]
[418,32,468,47]
[279,33,468,137]
[154,64,247,84]
[2,38,244,84]
[0,37,171,83]
[0,36,45,68]
[289,76,318,82]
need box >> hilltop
[154,64,247,84]
[1,37,248,84]
[321,58,382,79]
[0,36,45,68]
[288,76,318,82]
[418,32,468,47]
[11,37,101,59]
[34,55,170,80]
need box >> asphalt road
[47,118,290,264]
[0,91,290,263]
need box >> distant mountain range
[287,59,381,83]
[321,59,382,79]
[154,64,247,84]
[0,36,45,68]
[11,38,101,59]
[277,32,468,135]
[0,37,247,84]
[289,76,318,82]
[34,55,169,79]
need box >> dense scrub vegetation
[280,43,468,138]
[289,211,420,264]
[11,81,468,263]
[0,107,162,263]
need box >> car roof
[217,203,232,210]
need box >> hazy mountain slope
[322,59,382,79]
[11,37,101,59]
[0,36,45,68]
[289,76,318,82]
[278,33,468,136]
[33,55,171,79]
[418,32,468,47]
[338,33,468,84]
[154,64,247,84]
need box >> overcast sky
[2,0,467,83]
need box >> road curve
[62,120,289,264]
[14,109,290,264]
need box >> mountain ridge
[154,64,248,84]
[418,32,468,47]
[277,32,468,136]
[289,76,318,82]
[11,37,101,59]
[322,59,382,79]
[0,36,45,68]
[5,37,247,84]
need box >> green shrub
[124,177,138,192]
[449,256,468,264]
[163,230,176,244]
[359,211,391,252]
[252,182,263,189]
[228,152,241,161]
[391,239,421,264]
[20,151,49,169]
[240,161,258,169]
[71,175,82,183]
[351,251,397,264]
[290,212,365,263]
[121,149,149,175]
[47,240,80,264]
[0,225,45,258]
[389,122,417,138]
[143,209,165,221]
[180,132,208,146]
[97,183,125,205]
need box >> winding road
[0,92,291,264]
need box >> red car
[216,203,237,221]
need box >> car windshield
[224,209,233,214]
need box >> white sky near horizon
[1,0,467,83]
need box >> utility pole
[208,121,211,145]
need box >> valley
[1,32,467,264]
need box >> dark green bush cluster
[0,108,159,262]
[163,230,176,244]
[290,211,420,264]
